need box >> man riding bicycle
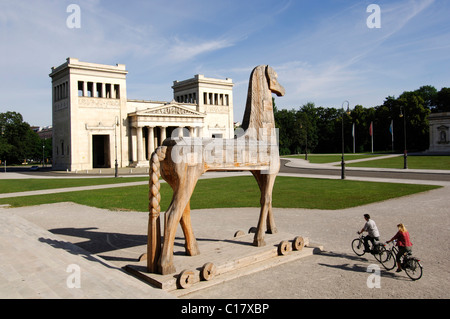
[358,214,380,253]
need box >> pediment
[132,103,205,118]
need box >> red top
[391,231,413,247]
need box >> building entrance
[92,135,111,168]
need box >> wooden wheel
[177,269,195,289]
[234,230,245,237]
[278,240,291,256]
[292,236,304,251]
[200,262,217,281]
[138,253,147,262]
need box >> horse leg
[159,166,202,275]
[180,200,200,256]
[265,173,278,234]
[251,171,278,236]
[251,171,275,246]
[158,189,190,275]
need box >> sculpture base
[124,231,323,296]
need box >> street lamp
[114,116,119,178]
[300,123,308,160]
[399,106,408,169]
[341,101,351,180]
[42,143,45,168]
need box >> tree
[435,87,450,112]
[0,111,42,164]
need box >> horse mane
[240,65,275,136]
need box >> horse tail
[147,146,167,273]
[149,146,167,217]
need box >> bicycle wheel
[380,251,396,270]
[352,238,365,256]
[404,258,423,281]
[373,246,387,263]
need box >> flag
[390,119,394,152]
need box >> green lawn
[0,177,147,194]
[346,156,450,170]
[0,176,440,211]
[284,154,385,164]
[285,154,450,170]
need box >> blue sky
[0,0,449,127]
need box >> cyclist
[386,223,413,272]
[357,214,380,253]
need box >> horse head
[241,65,285,135]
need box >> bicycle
[351,233,386,263]
[381,240,423,281]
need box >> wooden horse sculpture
[147,65,285,275]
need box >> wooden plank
[124,232,322,293]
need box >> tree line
[0,111,51,165]
[274,85,450,155]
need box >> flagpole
[352,123,355,153]
[390,120,394,153]
[370,121,374,153]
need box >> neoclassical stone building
[49,58,234,171]
[428,112,450,153]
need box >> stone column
[147,126,155,159]
[136,126,144,162]
[160,126,167,145]
[83,81,88,97]
[111,84,116,99]
[189,126,195,137]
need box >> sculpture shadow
[38,237,120,270]
[49,227,147,262]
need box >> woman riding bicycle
[386,223,413,272]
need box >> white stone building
[49,58,234,171]
[428,112,450,153]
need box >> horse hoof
[185,244,200,256]
[159,263,177,275]
[253,238,266,247]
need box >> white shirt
[363,219,380,238]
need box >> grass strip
[0,176,440,211]
[346,156,450,170]
[0,177,148,194]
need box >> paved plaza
[0,159,449,299]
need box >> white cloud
[166,37,236,63]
